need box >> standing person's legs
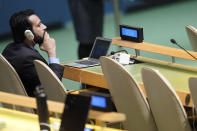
[68,0,104,59]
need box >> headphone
[24,30,34,41]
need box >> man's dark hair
[9,9,35,43]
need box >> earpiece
[24,30,34,41]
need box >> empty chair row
[33,56,197,131]
[1,52,197,131]
[100,56,195,131]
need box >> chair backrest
[141,67,191,131]
[185,25,197,52]
[0,54,33,113]
[34,60,67,102]
[100,56,157,131]
[189,77,197,112]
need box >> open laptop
[65,37,111,68]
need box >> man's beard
[34,34,43,45]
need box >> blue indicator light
[91,96,106,108]
[122,27,138,38]
[84,128,92,131]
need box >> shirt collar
[29,45,35,50]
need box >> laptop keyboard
[75,60,99,65]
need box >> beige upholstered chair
[0,54,33,113]
[185,25,197,52]
[189,77,197,112]
[142,67,191,131]
[100,56,157,131]
[34,60,67,102]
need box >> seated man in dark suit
[2,9,64,97]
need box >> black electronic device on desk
[80,91,114,112]
[59,92,114,131]
[120,25,144,42]
[59,93,91,131]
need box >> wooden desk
[0,91,126,123]
[0,107,126,131]
[112,37,197,61]
[63,38,197,107]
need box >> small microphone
[170,39,177,44]
[170,38,197,60]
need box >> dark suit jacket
[2,42,64,97]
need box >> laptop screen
[89,37,111,59]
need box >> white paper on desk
[119,53,130,64]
